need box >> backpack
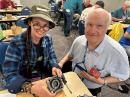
[108,22,124,42]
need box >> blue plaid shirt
[2,31,59,93]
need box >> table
[0,16,18,29]
[0,15,28,29]
[0,16,18,23]
[2,28,26,36]
[0,15,28,23]
[1,28,26,42]
[108,23,129,30]
[0,72,92,97]
[0,9,22,14]
[17,72,92,97]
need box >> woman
[2,5,62,97]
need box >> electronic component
[47,76,64,93]
[61,75,72,94]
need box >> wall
[90,0,125,12]
[12,0,21,5]
[20,0,49,8]
[20,0,127,12]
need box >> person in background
[0,0,16,9]
[82,0,92,9]
[63,0,83,37]
[111,1,130,22]
[2,5,62,97]
[59,8,129,96]
[48,0,55,4]
[55,0,65,26]
[79,0,104,35]
[119,25,130,58]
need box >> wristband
[56,65,62,70]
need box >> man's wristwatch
[21,82,33,93]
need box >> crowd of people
[0,0,130,97]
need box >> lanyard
[122,10,128,19]
[73,43,88,71]
[73,42,96,72]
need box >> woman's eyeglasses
[32,22,49,31]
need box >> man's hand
[52,67,62,77]
[31,78,55,97]
[81,71,104,85]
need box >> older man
[111,1,130,22]
[59,8,130,96]
[78,0,104,35]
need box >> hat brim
[24,14,55,29]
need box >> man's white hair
[85,8,112,27]
[124,0,130,7]
[107,12,112,27]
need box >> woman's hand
[52,67,62,77]
[31,78,55,97]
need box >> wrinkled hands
[31,78,55,97]
[30,67,62,97]
[81,71,104,85]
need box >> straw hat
[24,5,55,29]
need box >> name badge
[66,9,70,12]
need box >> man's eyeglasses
[32,22,49,31]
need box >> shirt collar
[86,35,107,55]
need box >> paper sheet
[0,93,16,97]
[0,90,16,97]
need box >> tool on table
[61,74,72,94]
